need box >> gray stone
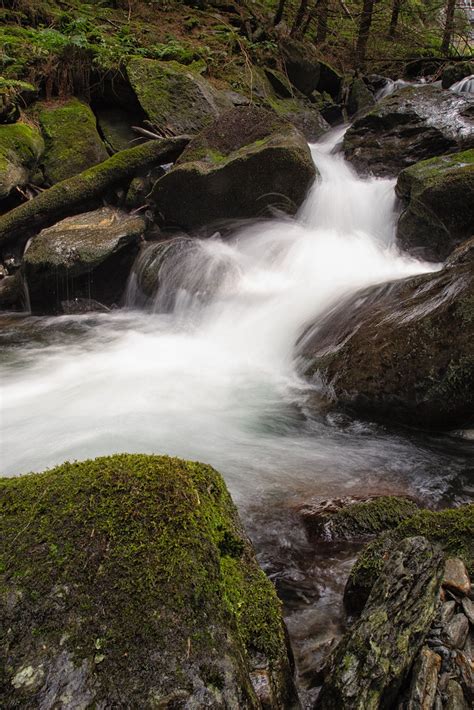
[442,614,469,648]
[461,596,474,624]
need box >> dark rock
[442,614,469,648]
[152,106,316,230]
[0,123,44,201]
[343,85,474,177]
[346,78,375,117]
[60,298,111,315]
[0,271,24,310]
[405,646,441,710]
[299,239,474,430]
[268,97,329,140]
[445,679,469,709]
[442,62,474,89]
[24,207,145,313]
[317,61,343,100]
[0,79,36,124]
[316,537,444,709]
[443,558,471,596]
[124,165,165,209]
[0,454,299,708]
[343,505,474,616]
[280,37,321,96]
[35,99,108,184]
[454,652,474,704]
[95,107,144,153]
[363,74,391,95]
[264,68,294,98]
[461,596,474,623]
[396,149,474,261]
[439,600,457,626]
[126,58,232,136]
[299,495,419,542]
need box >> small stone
[461,597,474,625]
[11,664,45,690]
[440,600,457,625]
[444,678,469,709]
[443,559,471,596]
[443,614,469,649]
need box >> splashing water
[450,74,474,95]
[1,129,465,508]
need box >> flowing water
[1,128,473,704]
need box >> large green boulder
[152,106,316,230]
[343,85,474,177]
[36,98,108,184]
[24,207,146,313]
[126,58,232,136]
[396,149,474,260]
[0,454,299,708]
[0,122,43,201]
[299,238,474,430]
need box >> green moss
[323,496,420,540]
[35,98,107,184]
[0,121,44,198]
[0,454,287,692]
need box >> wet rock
[442,62,474,89]
[299,239,474,430]
[343,85,474,177]
[95,107,144,154]
[445,679,469,709]
[35,98,108,184]
[405,646,441,710]
[443,558,471,596]
[0,122,44,201]
[344,505,474,615]
[267,97,329,141]
[60,298,111,315]
[152,106,316,230]
[0,454,299,708]
[0,271,24,310]
[316,536,444,709]
[299,495,419,542]
[24,207,145,313]
[396,149,474,261]
[346,78,375,117]
[124,165,165,209]
[126,58,232,136]
[442,614,469,648]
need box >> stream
[1,127,473,705]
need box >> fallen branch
[0,136,190,249]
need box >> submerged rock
[0,122,44,201]
[126,57,232,136]
[24,207,145,313]
[36,98,108,184]
[396,149,474,260]
[0,454,299,708]
[152,106,316,230]
[298,239,474,430]
[343,85,474,177]
[316,536,444,709]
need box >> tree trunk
[388,0,402,38]
[316,0,330,42]
[355,0,375,67]
[0,137,189,248]
[273,0,287,25]
[441,0,456,54]
[291,0,309,36]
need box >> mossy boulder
[152,106,316,230]
[265,96,329,141]
[0,122,44,201]
[344,505,474,615]
[317,536,444,709]
[300,496,420,542]
[343,85,474,177]
[396,149,474,260]
[126,57,232,136]
[0,79,36,124]
[0,454,298,708]
[36,98,108,184]
[346,77,375,117]
[317,61,343,100]
[299,239,474,430]
[280,38,321,96]
[442,61,474,89]
[24,207,145,313]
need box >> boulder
[36,99,108,184]
[126,57,232,136]
[266,97,329,141]
[0,271,24,310]
[280,38,321,96]
[317,61,343,100]
[0,79,36,124]
[442,61,474,89]
[343,85,474,177]
[346,77,375,117]
[0,122,44,201]
[344,505,474,615]
[24,207,146,312]
[0,454,299,708]
[264,68,294,98]
[298,239,474,430]
[299,495,419,542]
[404,646,441,710]
[316,537,444,709]
[443,558,471,596]
[95,107,144,153]
[152,106,316,230]
[396,149,474,260]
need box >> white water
[450,74,474,94]
[2,128,459,506]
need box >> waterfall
[2,128,451,505]
[450,74,474,94]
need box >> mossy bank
[0,454,299,708]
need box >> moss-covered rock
[442,61,474,89]
[0,122,44,200]
[35,98,108,184]
[126,57,232,136]
[346,77,375,117]
[265,96,329,141]
[300,496,420,542]
[24,207,145,313]
[344,505,474,615]
[0,79,36,124]
[152,106,316,230]
[0,454,299,708]
[343,85,474,177]
[280,38,321,97]
[299,239,474,430]
[396,149,474,260]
